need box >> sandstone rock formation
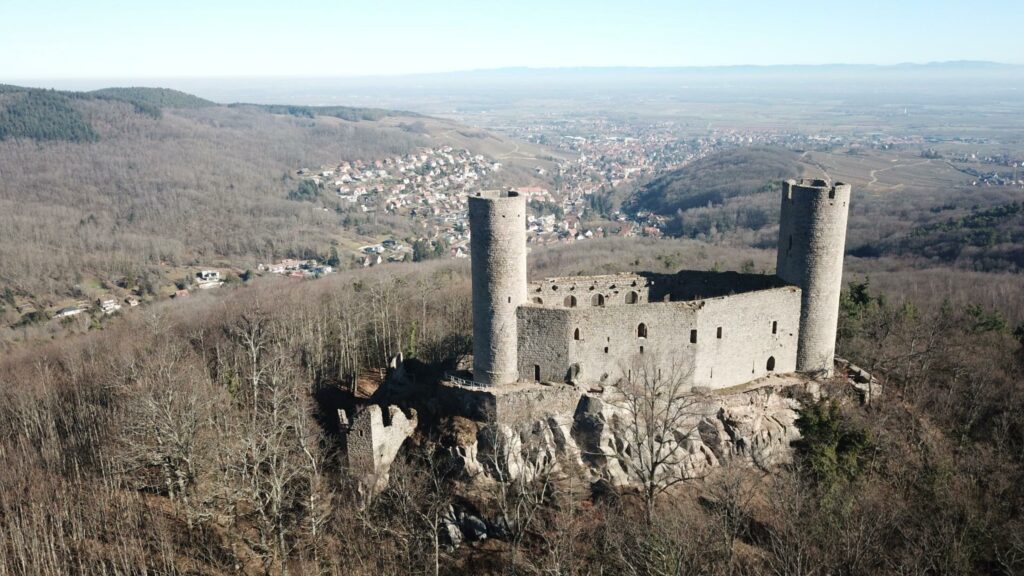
[448,378,811,487]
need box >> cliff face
[443,377,814,487]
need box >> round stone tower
[776,179,852,376]
[468,190,527,386]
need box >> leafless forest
[1,237,1022,575]
[0,98,424,299]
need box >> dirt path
[867,158,931,188]
[800,151,833,181]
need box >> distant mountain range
[12,61,1023,109]
[449,61,1021,75]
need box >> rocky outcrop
[453,379,812,486]
[347,360,829,497]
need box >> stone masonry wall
[527,273,651,307]
[517,285,801,391]
[516,306,571,383]
[692,287,800,387]
[344,404,418,497]
[469,191,527,385]
[776,179,851,375]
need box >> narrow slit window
[573,328,580,341]
[716,326,722,339]
[772,320,778,334]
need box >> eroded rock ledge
[341,362,840,496]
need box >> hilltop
[625,147,801,215]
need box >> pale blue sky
[2,0,1022,78]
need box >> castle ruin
[347,179,856,497]
[468,179,851,390]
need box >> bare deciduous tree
[610,354,706,524]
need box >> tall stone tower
[468,190,527,386]
[776,179,852,376]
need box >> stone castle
[468,178,851,390]
[343,178,861,499]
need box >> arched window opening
[592,293,605,307]
[766,356,776,372]
[637,323,648,338]
[564,295,577,308]
[573,328,581,341]
[625,291,639,304]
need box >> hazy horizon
[3,0,1023,79]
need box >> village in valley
[288,132,734,269]
[7,113,1022,339]
[286,121,903,272]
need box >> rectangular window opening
[716,326,722,339]
[772,320,778,334]
[689,329,697,344]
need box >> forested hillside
[625,146,1024,274]
[0,85,547,338]
[90,87,216,113]
[0,88,98,142]
[1,237,1021,575]
[626,147,801,215]
[885,201,1024,271]
[0,88,423,293]
[236,103,418,122]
